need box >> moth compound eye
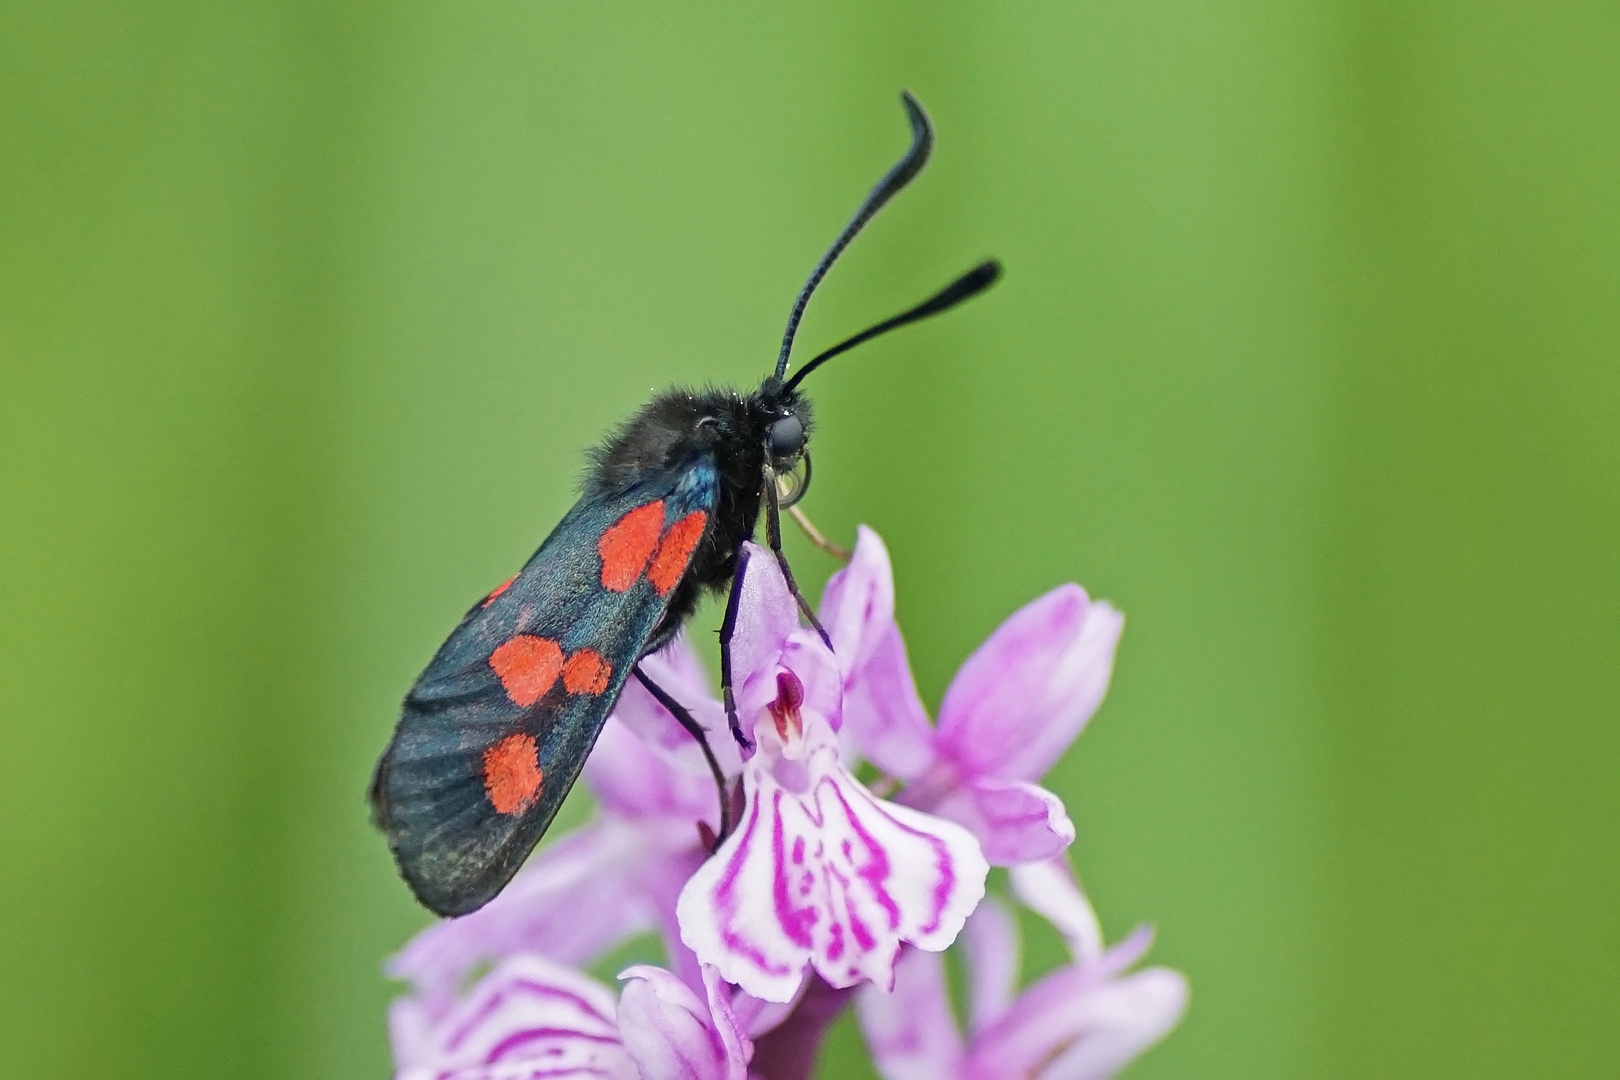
[768,415,805,459]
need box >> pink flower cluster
[387,529,1186,1080]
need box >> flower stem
[749,976,856,1080]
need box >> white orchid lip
[678,737,990,1002]
[676,543,990,1003]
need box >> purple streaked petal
[934,779,1076,866]
[841,624,938,781]
[677,747,989,1002]
[399,1062,629,1079]
[961,896,1020,1035]
[617,965,736,1080]
[388,819,670,1010]
[1008,859,1104,965]
[937,587,1122,782]
[396,953,631,1080]
[818,525,895,673]
[966,964,1187,1080]
[855,945,964,1080]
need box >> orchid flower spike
[384,525,1184,1080]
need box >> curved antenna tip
[782,256,1005,392]
[966,258,1002,288]
[773,93,937,380]
[899,89,928,126]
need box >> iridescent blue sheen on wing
[370,456,719,916]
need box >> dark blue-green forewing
[369,457,718,916]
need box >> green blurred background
[3,2,1617,1077]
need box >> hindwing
[370,457,718,916]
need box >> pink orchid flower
[392,953,751,1080]
[677,544,990,1002]
[822,528,1123,865]
[384,526,1182,1080]
[858,859,1187,1080]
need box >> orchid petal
[967,964,1187,1080]
[618,964,740,1080]
[596,631,741,804]
[701,964,754,1080]
[387,994,437,1071]
[736,629,845,741]
[962,896,1020,1034]
[1009,858,1104,965]
[638,842,712,996]
[585,716,731,825]
[388,819,663,1013]
[677,745,989,1002]
[646,630,717,698]
[1091,926,1157,981]
[396,953,632,1080]
[935,779,1076,866]
[727,983,802,1040]
[610,632,720,752]
[726,968,812,1041]
[728,543,801,693]
[818,525,896,673]
[937,587,1122,782]
[842,624,938,781]
[731,545,847,734]
[855,946,964,1080]
[1036,968,1188,1080]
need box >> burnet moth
[370,92,1001,917]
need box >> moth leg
[718,544,754,754]
[633,665,733,842]
[787,505,851,561]
[764,468,834,649]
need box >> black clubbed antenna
[774,91,934,381]
[783,259,1001,392]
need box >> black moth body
[370,91,1000,917]
[585,378,813,650]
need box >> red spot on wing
[489,635,564,707]
[482,574,519,607]
[483,733,543,814]
[598,501,666,591]
[561,649,611,695]
[647,511,707,596]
